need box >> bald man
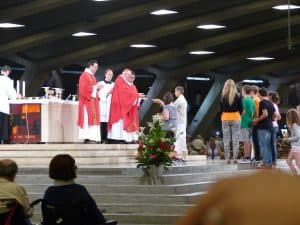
[0,159,32,224]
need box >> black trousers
[100,122,108,143]
[0,112,9,143]
[252,125,260,161]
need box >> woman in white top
[284,109,300,175]
[0,66,17,144]
[98,69,114,143]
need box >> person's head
[0,159,18,182]
[268,91,280,104]
[104,69,113,81]
[250,85,259,97]
[1,65,12,76]
[258,87,268,99]
[222,79,238,105]
[175,86,184,97]
[286,108,300,128]
[163,92,174,105]
[128,70,136,83]
[49,154,77,181]
[297,105,300,112]
[242,85,252,97]
[87,60,99,74]
[122,68,132,82]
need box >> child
[284,109,300,175]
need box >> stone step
[28,192,203,205]
[32,203,192,216]
[31,212,182,225]
[21,181,215,195]
[16,169,252,185]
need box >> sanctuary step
[1,144,290,225]
[0,144,206,166]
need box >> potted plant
[136,115,175,184]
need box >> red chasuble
[108,75,139,132]
[77,71,100,128]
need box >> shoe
[233,160,238,164]
[226,160,231,164]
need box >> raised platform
[0,144,290,225]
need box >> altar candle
[22,81,25,97]
[16,80,20,95]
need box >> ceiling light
[187,77,210,81]
[0,23,25,28]
[246,57,274,61]
[189,51,215,55]
[93,0,110,1]
[197,24,226,30]
[72,32,97,37]
[272,4,300,10]
[150,9,178,15]
[130,44,157,48]
[243,79,264,84]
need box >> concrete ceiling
[0,0,300,79]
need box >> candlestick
[16,80,20,96]
[22,81,25,97]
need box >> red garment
[108,75,139,132]
[77,71,100,128]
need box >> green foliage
[136,118,175,169]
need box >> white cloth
[173,95,188,153]
[0,74,17,114]
[98,81,114,122]
[78,106,101,141]
[107,119,138,142]
[174,124,187,153]
[174,95,188,127]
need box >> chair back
[0,198,27,225]
[41,198,87,225]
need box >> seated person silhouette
[42,154,110,225]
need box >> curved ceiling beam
[39,0,284,69]
[0,0,198,54]
[0,0,80,22]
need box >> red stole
[108,75,139,132]
[77,71,100,128]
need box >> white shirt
[0,74,17,114]
[98,80,114,122]
[174,94,188,127]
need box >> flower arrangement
[136,115,175,169]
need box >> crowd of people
[220,79,300,173]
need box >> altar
[9,99,80,143]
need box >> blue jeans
[258,129,272,165]
[270,127,279,163]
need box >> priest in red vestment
[77,60,102,143]
[108,69,145,143]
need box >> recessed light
[243,79,264,84]
[187,77,210,81]
[246,57,274,61]
[272,4,300,10]
[0,23,25,28]
[197,24,226,30]
[72,32,97,37]
[189,51,215,55]
[130,44,157,48]
[150,9,178,15]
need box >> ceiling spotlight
[130,44,157,48]
[150,9,178,15]
[272,4,300,10]
[0,23,25,28]
[246,57,275,61]
[72,32,97,37]
[197,24,226,30]
[189,51,215,55]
